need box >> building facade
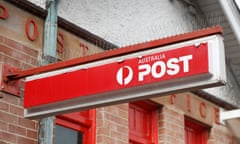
[0,0,239,144]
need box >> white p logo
[116,66,133,86]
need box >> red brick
[116,103,128,111]
[207,140,215,144]
[0,36,22,50]
[210,124,234,144]
[96,119,105,128]
[0,35,4,43]
[0,44,34,65]
[0,101,9,111]
[0,53,4,62]
[158,106,185,144]
[2,54,21,68]
[118,109,128,119]
[23,55,36,65]
[0,141,7,144]
[1,93,21,106]
[117,125,128,134]
[104,112,127,125]
[0,111,18,124]
[21,62,35,70]
[18,45,39,58]
[29,56,38,65]
[0,131,16,143]
[96,104,129,144]
[97,127,110,135]
[26,129,38,139]
[18,117,37,130]
[0,36,38,57]
[8,124,26,136]
[0,44,20,58]
[9,105,24,116]
[0,120,8,131]
[0,35,39,59]
[17,136,37,144]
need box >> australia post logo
[116,53,193,86]
[116,66,134,86]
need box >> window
[185,119,208,144]
[129,101,158,144]
[55,110,96,144]
[55,125,83,144]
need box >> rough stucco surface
[203,65,240,107]
[57,0,196,46]
[27,0,240,107]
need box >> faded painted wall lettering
[25,18,38,41]
[0,3,8,19]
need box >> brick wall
[158,105,235,144]
[208,124,234,144]
[0,35,39,144]
[159,106,185,144]
[96,104,128,144]
[0,36,39,69]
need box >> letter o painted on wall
[0,4,8,19]
[25,18,38,41]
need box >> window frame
[185,118,208,144]
[129,101,158,144]
[55,109,96,144]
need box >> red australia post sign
[24,33,226,119]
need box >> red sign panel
[23,33,225,119]
[24,44,208,108]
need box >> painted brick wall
[96,104,128,144]
[0,35,39,144]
